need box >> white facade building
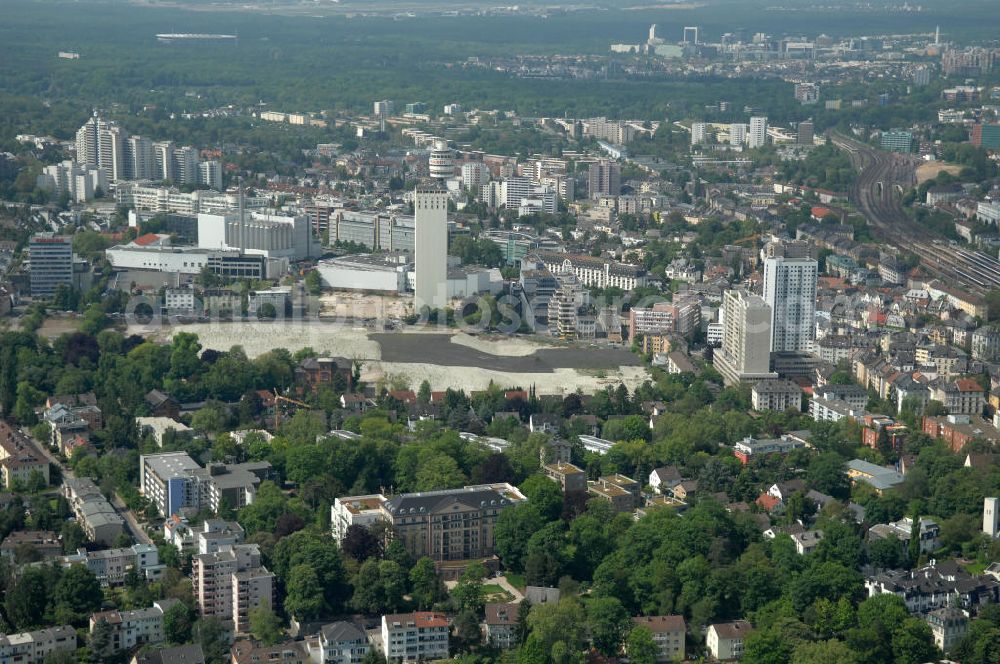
[986,497,999,538]
[193,543,273,634]
[730,123,748,146]
[691,122,707,146]
[36,160,107,202]
[0,626,76,664]
[707,621,752,661]
[763,256,817,353]
[317,254,410,294]
[198,160,223,190]
[413,188,449,310]
[749,116,769,148]
[461,162,488,189]
[89,599,177,653]
[331,494,389,541]
[499,177,536,210]
[197,211,314,260]
[380,613,449,663]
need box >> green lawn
[504,573,526,590]
[482,584,514,603]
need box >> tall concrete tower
[713,289,776,386]
[985,497,999,538]
[748,116,768,148]
[763,256,818,353]
[414,187,449,311]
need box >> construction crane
[732,233,761,245]
[273,390,311,429]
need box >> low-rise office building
[732,434,809,464]
[331,484,526,578]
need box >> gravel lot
[131,321,649,394]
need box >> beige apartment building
[332,484,526,577]
[193,543,273,634]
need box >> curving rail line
[830,133,1000,295]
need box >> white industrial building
[439,266,504,299]
[106,240,272,279]
[316,252,502,300]
[197,211,315,260]
[317,254,411,294]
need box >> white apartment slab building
[763,256,818,353]
[536,251,647,290]
[380,612,449,663]
[36,160,107,202]
[331,494,389,542]
[193,543,274,634]
[748,116,768,148]
[140,451,272,517]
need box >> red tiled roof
[384,612,450,629]
[956,378,984,392]
[133,233,161,246]
[756,493,781,511]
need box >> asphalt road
[372,334,641,372]
[25,426,152,546]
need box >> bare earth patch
[129,321,649,395]
[916,161,963,184]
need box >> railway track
[831,133,1000,295]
